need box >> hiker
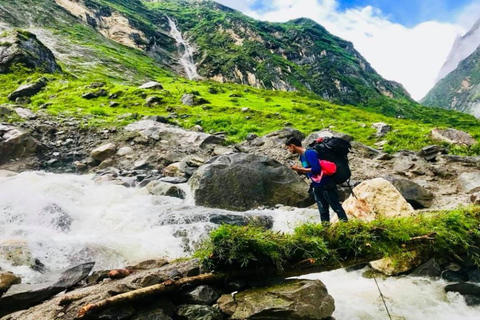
[285,136,348,223]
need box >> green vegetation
[195,206,480,271]
[2,64,480,154]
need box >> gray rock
[231,279,335,320]
[217,294,236,316]
[471,193,480,205]
[458,172,480,193]
[0,262,94,317]
[81,89,107,99]
[445,283,480,297]
[0,170,18,177]
[138,81,163,90]
[176,305,223,320]
[417,145,448,162]
[8,78,47,101]
[0,125,39,164]
[116,146,134,157]
[182,285,221,305]
[146,96,163,106]
[181,94,210,106]
[0,30,61,74]
[159,176,188,184]
[125,120,224,148]
[371,122,392,137]
[14,107,36,119]
[146,181,186,199]
[431,128,478,147]
[410,258,442,278]
[383,176,434,208]
[189,153,311,211]
[90,143,117,162]
[0,105,13,116]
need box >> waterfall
[1,172,479,318]
[167,17,200,80]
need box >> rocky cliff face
[436,18,480,82]
[148,0,411,105]
[422,19,480,117]
[0,0,412,106]
[422,45,480,117]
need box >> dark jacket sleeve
[305,149,321,175]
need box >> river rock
[217,294,236,316]
[189,153,311,211]
[116,146,134,157]
[231,279,335,320]
[125,120,224,148]
[176,305,223,320]
[0,240,36,267]
[431,128,477,147]
[458,172,480,193]
[146,180,186,199]
[90,143,117,162]
[0,125,39,164]
[182,285,221,305]
[445,283,480,306]
[369,250,425,276]
[371,122,391,137]
[410,258,442,278]
[0,262,94,317]
[8,77,47,101]
[138,81,163,90]
[0,30,61,74]
[383,176,434,208]
[0,272,21,295]
[342,178,415,221]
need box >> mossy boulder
[189,153,311,211]
[0,30,61,73]
[230,279,335,320]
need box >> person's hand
[290,164,301,171]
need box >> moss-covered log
[196,206,480,272]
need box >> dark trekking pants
[313,184,348,223]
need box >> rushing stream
[1,172,479,319]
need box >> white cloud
[216,0,471,100]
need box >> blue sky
[216,0,480,99]
[337,0,474,27]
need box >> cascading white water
[167,17,200,80]
[1,172,479,318]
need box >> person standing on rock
[285,137,348,223]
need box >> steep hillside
[422,45,480,118]
[436,18,480,81]
[145,0,412,105]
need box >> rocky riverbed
[1,113,480,319]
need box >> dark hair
[285,136,302,147]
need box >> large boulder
[189,153,311,211]
[0,30,61,74]
[383,176,434,208]
[124,120,224,149]
[146,180,186,199]
[8,78,47,101]
[138,81,163,90]
[342,178,415,221]
[431,128,477,147]
[371,122,391,137]
[0,125,40,164]
[458,172,480,193]
[0,262,94,317]
[230,279,335,320]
